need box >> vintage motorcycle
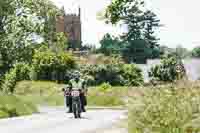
[71,89,82,118]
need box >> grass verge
[129,82,200,133]
[0,94,38,119]
[15,81,128,107]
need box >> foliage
[80,64,122,86]
[104,0,161,61]
[149,56,186,82]
[120,64,143,86]
[122,40,152,64]
[51,32,68,53]
[99,33,125,56]
[1,67,17,94]
[192,46,200,57]
[97,83,112,92]
[31,48,76,81]
[0,95,37,118]
[1,62,30,94]
[80,63,143,86]
[105,0,160,40]
[0,0,61,74]
[129,83,200,133]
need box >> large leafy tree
[0,0,61,75]
[104,0,161,62]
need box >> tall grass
[88,84,128,106]
[129,81,200,133]
[15,81,128,107]
[15,81,65,106]
[0,95,38,119]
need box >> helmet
[73,71,81,79]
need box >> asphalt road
[0,107,127,133]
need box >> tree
[122,40,151,64]
[104,0,161,61]
[143,10,160,48]
[0,0,61,75]
[99,33,125,56]
[143,10,161,59]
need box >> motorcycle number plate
[72,91,80,97]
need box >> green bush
[0,110,9,118]
[81,64,123,86]
[1,62,30,94]
[149,56,186,82]
[31,48,76,81]
[97,83,112,92]
[14,62,30,80]
[129,84,200,133]
[80,64,143,86]
[2,68,17,93]
[120,64,144,86]
[0,95,38,118]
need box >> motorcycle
[71,89,82,118]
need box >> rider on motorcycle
[67,71,87,113]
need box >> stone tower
[56,7,82,49]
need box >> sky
[51,0,200,50]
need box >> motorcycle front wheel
[73,102,81,119]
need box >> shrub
[97,83,112,92]
[2,68,17,94]
[1,62,30,94]
[120,64,144,86]
[31,48,76,81]
[80,64,143,86]
[80,64,123,86]
[14,62,30,80]
[149,56,186,82]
